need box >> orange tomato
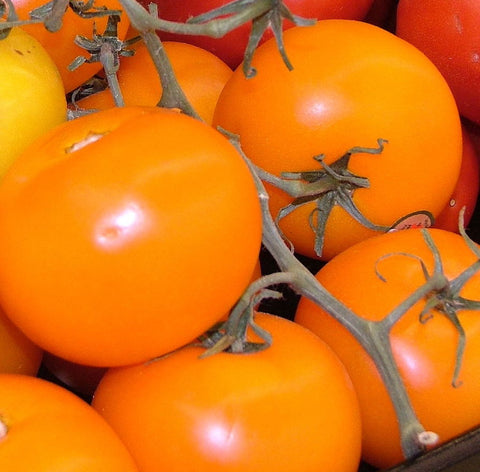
[295,228,480,468]
[0,374,139,471]
[15,0,130,93]
[0,305,43,375]
[73,41,233,124]
[92,312,362,472]
[213,19,462,260]
[0,106,262,367]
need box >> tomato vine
[1,0,480,467]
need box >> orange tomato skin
[0,374,139,471]
[0,305,43,376]
[295,228,480,468]
[213,19,462,260]
[74,41,233,124]
[0,106,262,367]
[16,0,130,93]
[92,313,362,472]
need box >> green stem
[225,131,435,460]
[140,29,201,119]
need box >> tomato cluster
[1,1,480,471]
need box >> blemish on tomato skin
[14,49,24,55]
[65,131,108,153]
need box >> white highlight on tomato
[0,418,7,441]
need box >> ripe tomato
[0,305,43,376]
[73,41,232,124]
[295,228,480,468]
[434,126,480,233]
[15,0,130,93]
[0,27,66,178]
[396,0,480,125]
[0,106,262,367]
[0,374,139,471]
[92,312,362,472]
[143,0,375,69]
[213,19,462,260]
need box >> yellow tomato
[0,27,67,178]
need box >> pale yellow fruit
[0,27,67,177]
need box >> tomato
[213,19,462,260]
[0,27,66,178]
[395,0,480,125]
[0,305,43,376]
[0,106,262,367]
[142,0,375,69]
[15,0,130,93]
[295,228,480,468]
[73,40,232,124]
[0,374,139,471]
[92,312,362,472]
[434,126,480,233]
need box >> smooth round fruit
[396,0,480,124]
[295,228,480,468]
[0,374,139,471]
[213,19,462,260]
[73,41,232,124]
[0,106,262,367]
[92,312,362,472]
[0,27,66,178]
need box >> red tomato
[396,0,480,125]
[0,106,262,367]
[15,0,130,93]
[213,19,462,260]
[434,126,480,232]
[142,0,375,69]
[92,312,362,472]
[0,374,139,471]
[295,228,480,468]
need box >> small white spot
[472,52,480,63]
[418,431,440,447]
[66,131,107,153]
[0,419,7,441]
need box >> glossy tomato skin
[0,106,262,367]
[74,41,233,124]
[15,0,130,93]
[92,312,362,472]
[396,0,480,125]
[0,27,66,178]
[434,126,480,232]
[144,0,375,69]
[0,374,139,471]
[213,20,462,260]
[295,228,480,468]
